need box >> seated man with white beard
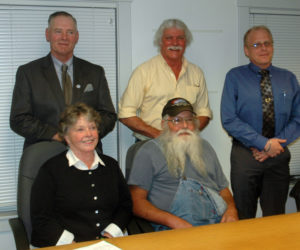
[127,97,238,231]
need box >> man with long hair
[119,19,212,141]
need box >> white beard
[159,127,206,178]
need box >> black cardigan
[30,151,132,247]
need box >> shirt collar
[248,62,273,74]
[66,149,105,170]
[158,53,187,74]
[51,54,73,70]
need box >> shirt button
[89,171,92,175]
[94,196,98,200]
[95,210,99,214]
[91,183,95,188]
[96,223,100,227]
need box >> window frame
[0,0,132,212]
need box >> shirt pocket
[178,85,200,104]
[278,90,293,114]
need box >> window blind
[250,13,300,176]
[0,5,118,211]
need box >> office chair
[9,141,67,250]
[290,179,300,212]
[125,140,154,234]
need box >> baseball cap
[162,97,195,117]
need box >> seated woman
[30,103,132,247]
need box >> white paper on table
[74,240,122,250]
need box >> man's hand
[264,138,286,157]
[52,133,63,142]
[220,206,239,223]
[119,116,161,138]
[251,138,286,162]
[251,148,269,162]
[219,188,239,223]
[168,217,193,229]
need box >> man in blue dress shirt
[221,25,300,219]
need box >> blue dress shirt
[221,62,300,151]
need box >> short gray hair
[48,11,77,31]
[153,19,193,50]
[243,25,273,47]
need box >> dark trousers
[230,141,290,219]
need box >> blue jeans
[152,178,226,231]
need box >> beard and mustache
[159,125,206,178]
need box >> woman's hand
[102,232,113,238]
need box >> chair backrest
[125,139,155,234]
[289,180,300,211]
[125,140,149,181]
[17,141,67,242]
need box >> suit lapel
[42,54,65,109]
[73,57,88,102]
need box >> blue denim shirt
[221,63,300,150]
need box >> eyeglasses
[249,41,273,49]
[166,117,196,126]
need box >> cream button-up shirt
[119,54,212,140]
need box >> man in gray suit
[10,11,116,150]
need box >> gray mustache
[176,129,193,136]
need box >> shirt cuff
[102,223,123,238]
[196,108,213,119]
[56,230,75,245]
[118,106,138,119]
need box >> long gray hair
[153,19,193,50]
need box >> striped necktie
[62,64,72,105]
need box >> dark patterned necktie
[260,70,275,138]
[62,64,72,105]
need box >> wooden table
[40,212,300,250]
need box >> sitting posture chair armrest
[290,179,300,212]
[9,217,29,250]
[125,140,154,234]
[127,216,155,235]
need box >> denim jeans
[152,178,226,231]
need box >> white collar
[66,149,105,170]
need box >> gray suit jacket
[10,53,117,148]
